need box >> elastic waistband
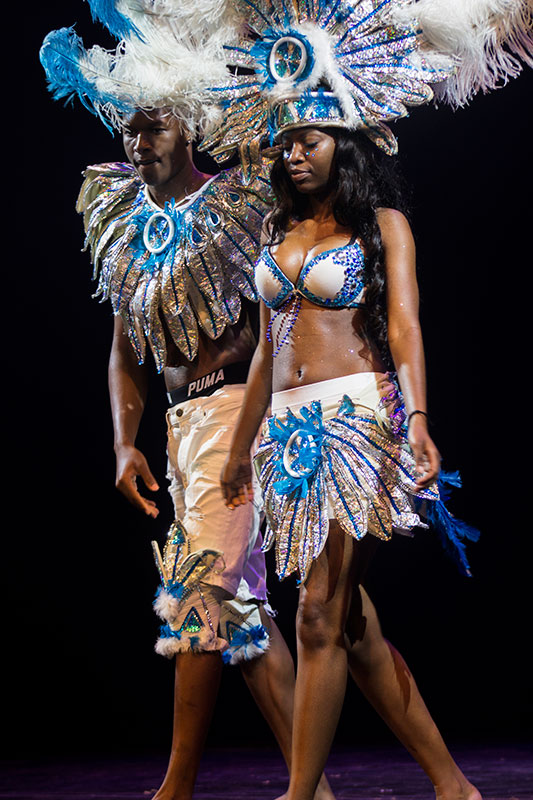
[271,372,389,414]
[167,361,251,405]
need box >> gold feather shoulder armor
[76,157,274,371]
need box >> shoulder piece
[77,159,274,371]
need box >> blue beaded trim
[254,250,293,308]
[258,244,366,310]
[298,244,366,307]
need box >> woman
[220,126,481,800]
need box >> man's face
[122,109,190,187]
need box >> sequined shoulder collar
[77,160,273,371]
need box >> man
[87,107,334,800]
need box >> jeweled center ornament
[283,428,321,478]
[270,37,307,82]
[143,211,175,254]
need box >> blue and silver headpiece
[201,0,532,159]
[40,0,532,147]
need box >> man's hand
[220,452,253,510]
[115,444,160,517]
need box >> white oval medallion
[283,428,320,478]
[270,36,307,83]
[143,211,175,255]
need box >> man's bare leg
[153,651,222,800]
[153,611,334,800]
[347,588,481,800]
[240,608,336,800]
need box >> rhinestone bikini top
[255,241,366,311]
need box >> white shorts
[153,384,270,661]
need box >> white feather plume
[44,0,239,134]
[394,0,533,105]
[119,0,240,31]
[114,0,239,131]
[299,22,362,127]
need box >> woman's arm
[378,208,440,487]
[221,300,273,508]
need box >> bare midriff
[270,299,385,393]
[266,218,386,392]
[163,311,256,392]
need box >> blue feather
[39,27,134,130]
[222,624,269,663]
[437,469,462,502]
[229,624,268,649]
[159,623,181,639]
[154,581,186,602]
[85,0,143,40]
[426,471,480,577]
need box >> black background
[5,2,532,760]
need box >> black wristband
[407,410,428,427]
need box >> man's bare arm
[109,316,160,517]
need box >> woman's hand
[407,415,441,488]
[221,452,253,509]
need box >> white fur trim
[155,633,227,658]
[223,634,270,665]
[153,589,180,622]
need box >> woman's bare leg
[347,588,481,800]
[286,525,375,800]
[153,651,223,800]
[240,608,336,800]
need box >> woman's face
[281,128,336,194]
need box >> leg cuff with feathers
[220,596,271,665]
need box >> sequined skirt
[254,372,439,581]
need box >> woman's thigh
[297,524,377,645]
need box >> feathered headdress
[398,0,533,104]
[199,0,532,159]
[39,0,239,135]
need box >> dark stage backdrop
[6,2,532,760]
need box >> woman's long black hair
[268,128,408,365]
